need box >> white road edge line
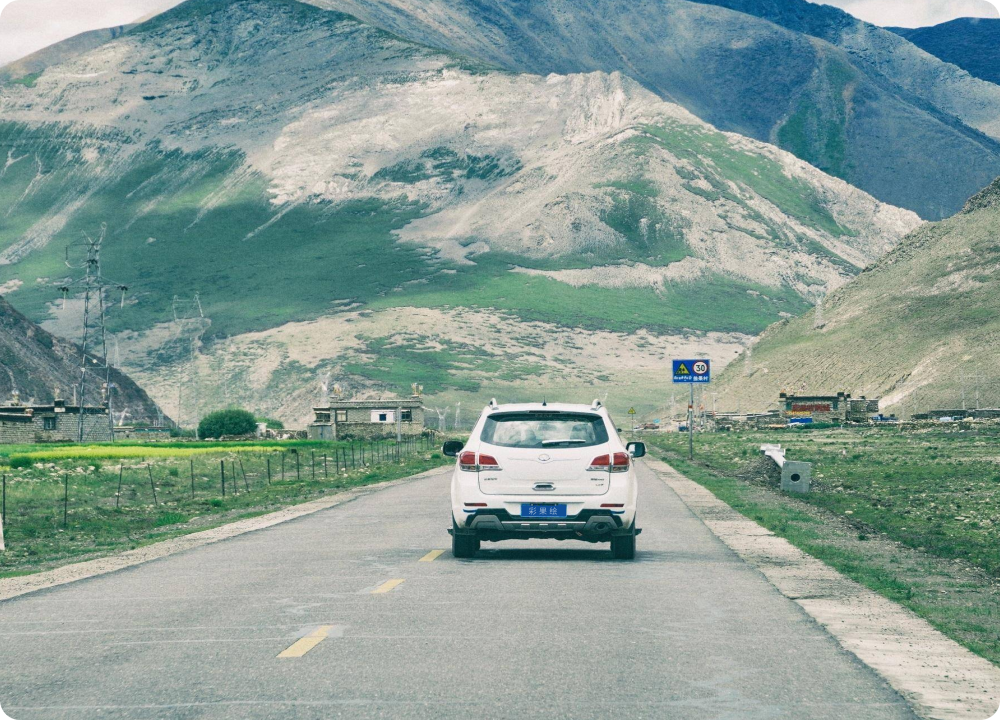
[0,467,450,603]
[645,457,1000,720]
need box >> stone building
[0,398,114,444]
[779,392,880,424]
[308,397,425,441]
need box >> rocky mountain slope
[0,0,920,423]
[316,0,1000,219]
[711,178,1000,417]
[891,19,1000,86]
[0,25,135,85]
[0,295,164,424]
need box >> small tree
[198,409,257,439]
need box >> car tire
[611,525,637,560]
[452,521,479,558]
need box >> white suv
[444,400,645,559]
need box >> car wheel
[452,521,479,558]
[611,526,636,560]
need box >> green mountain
[891,19,1000,87]
[0,0,920,424]
[712,178,1000,417]
[318,0,1000,219]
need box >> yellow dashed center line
[277,625,335,659]
[419,549,445,562]
[372,578,406,594]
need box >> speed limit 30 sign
[673,359,711,384]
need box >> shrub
[9,456,33,469]
[198,409,258,439]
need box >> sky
[1,0,999,67]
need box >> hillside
[0,295,164,424]
[315,0,1000,219]
[711,177,1000,417]
[891,19,1000,86]
[0,0,920,424]
[0,25,135,85]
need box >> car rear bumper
[451,509,638,542]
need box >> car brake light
[611,452,630,473]
[588,454,610,471]
[459,452,502,472]
[477,453,502,471]
[459,451,477,471]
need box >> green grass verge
[0,439,449,577]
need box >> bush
[198,409,258,439]
[9,456,33,469]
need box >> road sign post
[672,359,711,460]
[628,407,637,432]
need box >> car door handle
[533,483,555,491]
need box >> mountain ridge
[313,0,1000,219]
[0,0,922,423]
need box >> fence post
[281,452,285,481]
[267,456,271,485]
[311,452,315,480]
[232,461,239,495]
[221,460,226,497]
[296,452,300,481]
[323,454,328,479]
[1,474,6,552]
[116,465,124,509]
[238,457,249,492]
[147,465,158,505]
[63,474,69,528]
[190,458,195,499]
[351,443,355,469]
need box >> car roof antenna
[542,397,547,407]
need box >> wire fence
[0,435,436,557]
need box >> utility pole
[58,223,128,443]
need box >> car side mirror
[627,442,646,458]
[442,440,464,457]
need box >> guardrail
[760,444,812,493]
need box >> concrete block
[781,461,812,493]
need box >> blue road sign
[673,359,711,384]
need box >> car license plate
[521,503,567,518]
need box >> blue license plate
[521,504,567,518]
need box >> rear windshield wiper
[541,439,588,446]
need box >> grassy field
[0,437,450,578]
[645,425,1000,665]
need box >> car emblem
[537,453,551,463]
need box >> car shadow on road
[465,547,670,562]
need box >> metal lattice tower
[58,224,129,443]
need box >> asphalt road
[0,462,917,720]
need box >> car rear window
[480,412,609,449]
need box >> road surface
[0,462,916,719]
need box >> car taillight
[588,454,610,471]
[611,452,630,473]
[459,451,477,471]
[458,452,502,472]
[478,454,502,471]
